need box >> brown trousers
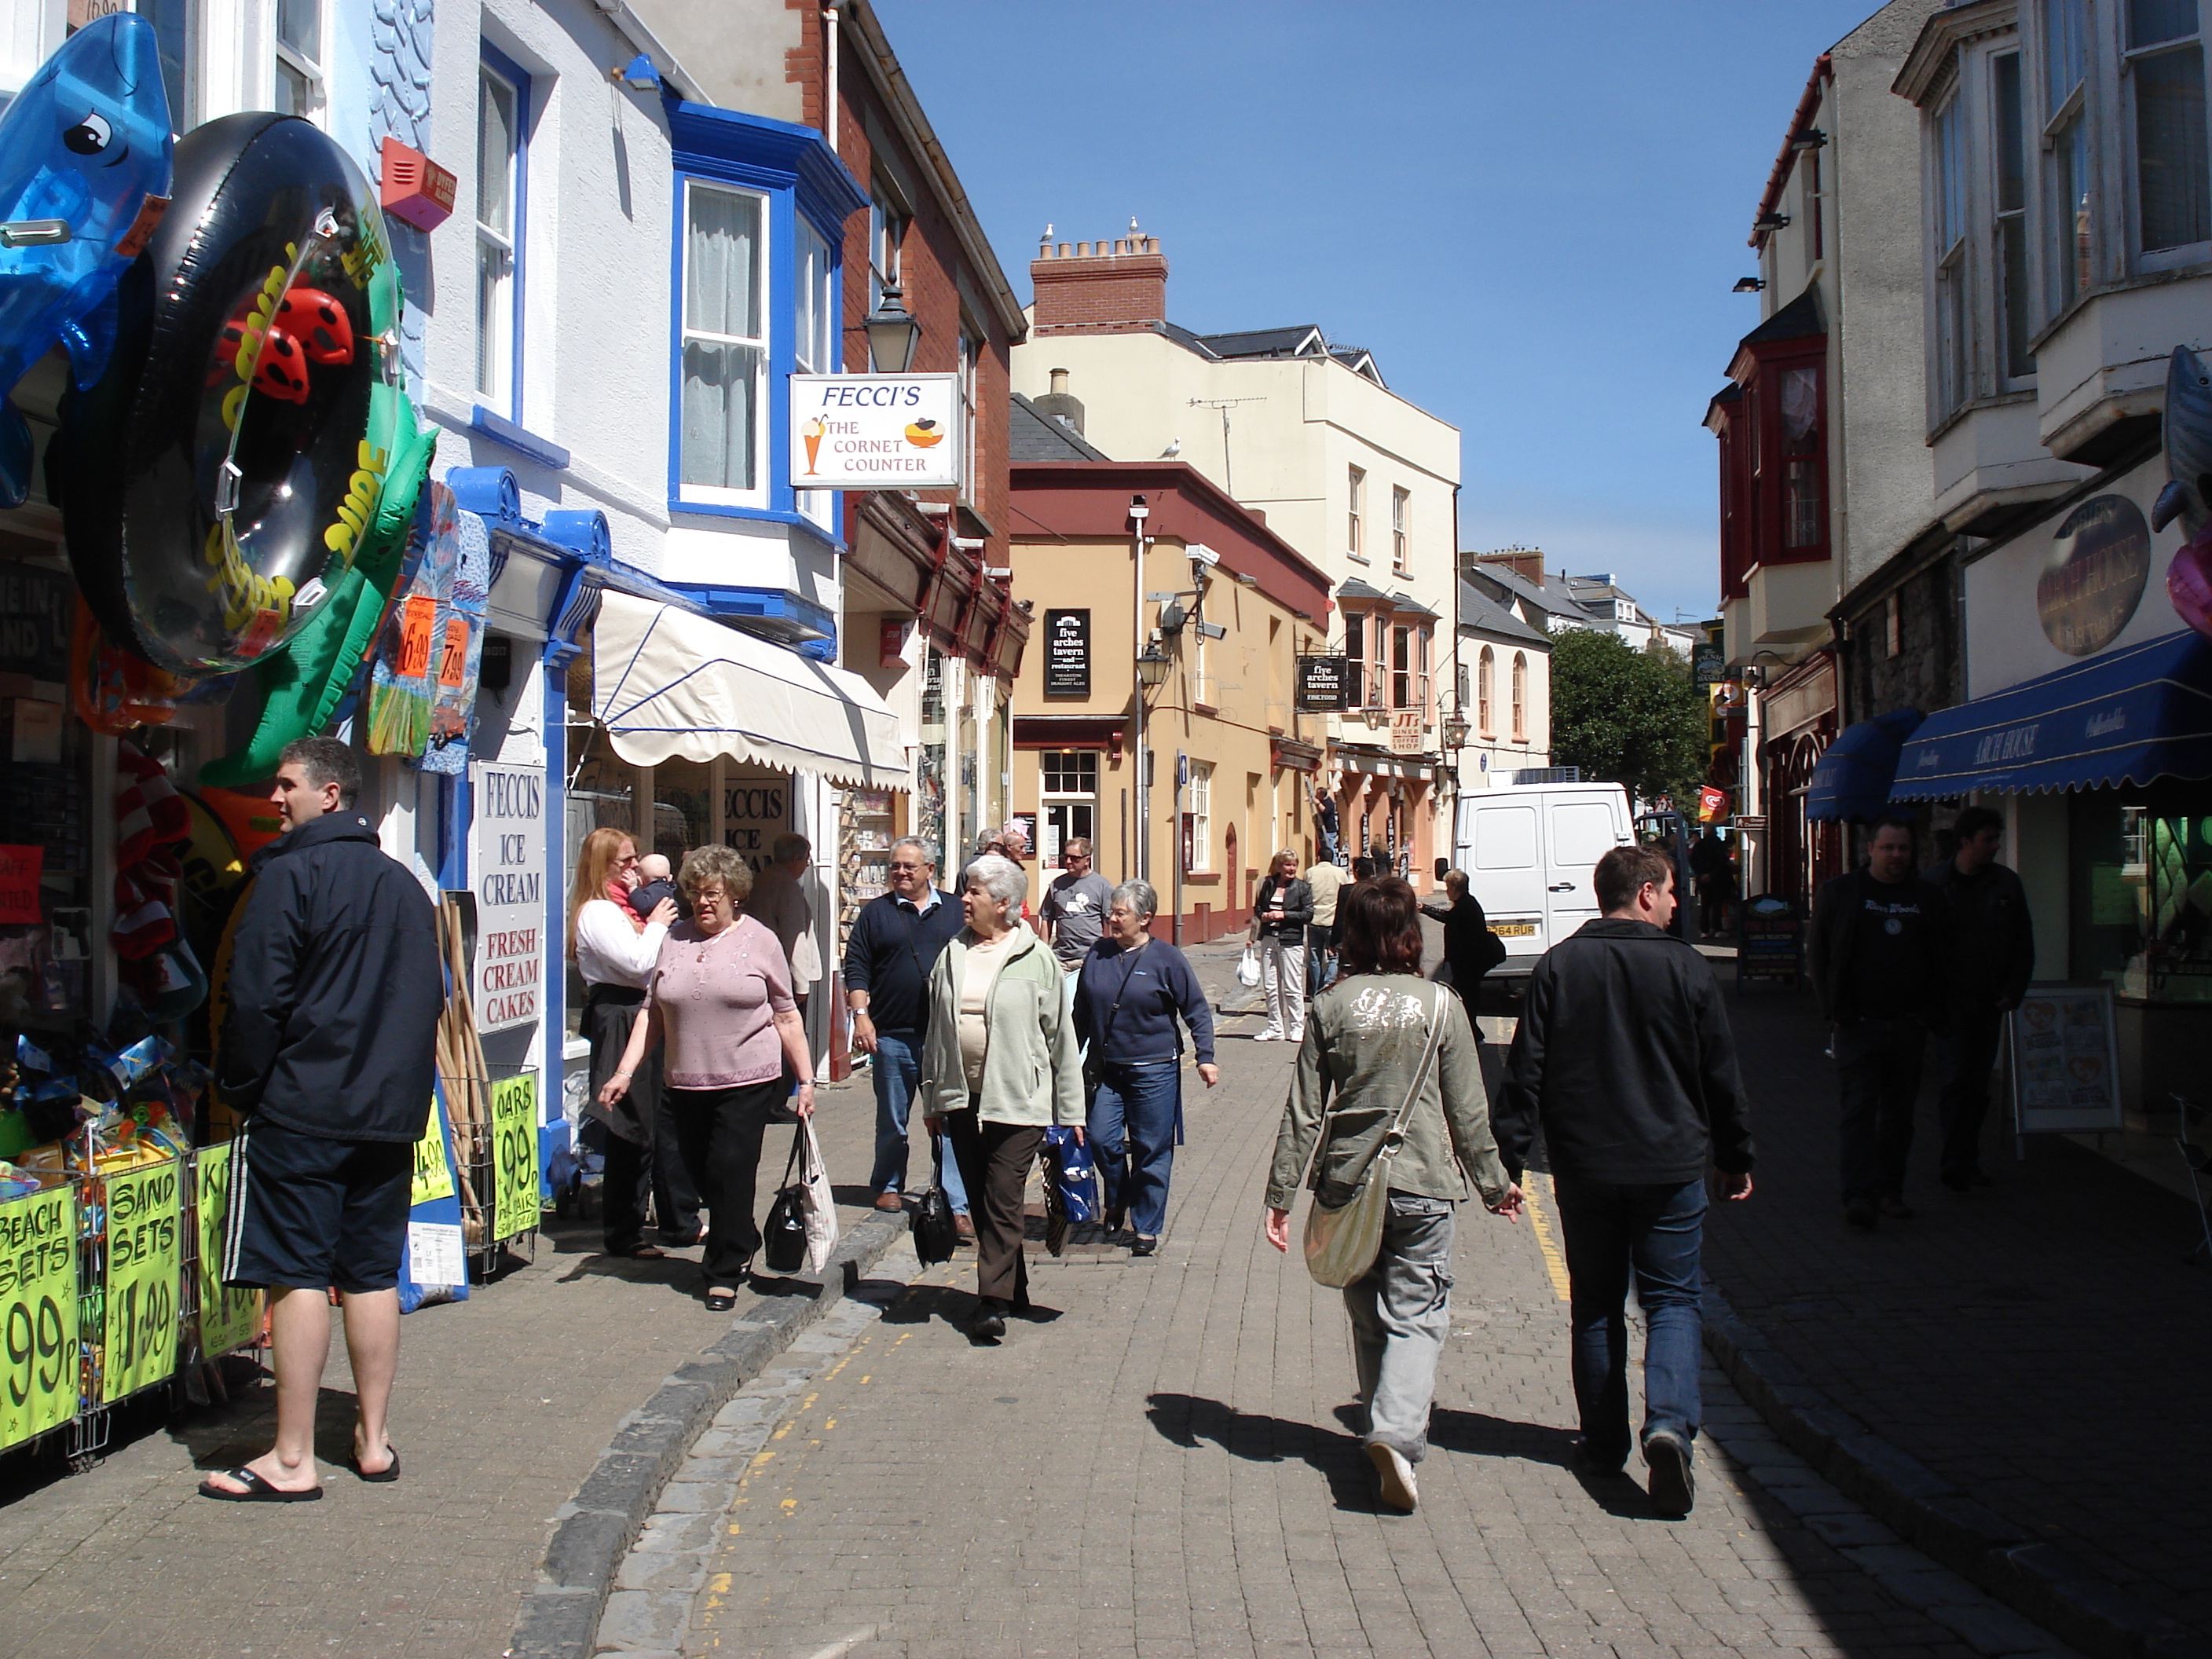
[945,1111,1043,1305]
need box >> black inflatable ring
[62,112,391,675]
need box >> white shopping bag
[797,1118,840,1273]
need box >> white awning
[591,591,906,789]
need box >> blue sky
[876,0,1887,623]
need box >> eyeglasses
[888,860,928,873]
[618,854,640,866]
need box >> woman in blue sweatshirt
[1073,880,1218,1255]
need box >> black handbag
[911,1141,959,1265]
[761,1126,810,1274]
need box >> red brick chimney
[1475,548,1547,586]
[1031,230,1168,336]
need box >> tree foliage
[1547,629,1708,806]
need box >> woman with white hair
[920,853,1083,1342]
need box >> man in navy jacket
[203,736,443,1501]
[844,836,969,1225]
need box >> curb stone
[1703,1283,2212,1659]
[506,1213,910,1659]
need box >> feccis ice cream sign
[789,372,962,489]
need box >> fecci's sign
[789,373,963,489]
[472,761,544,1032]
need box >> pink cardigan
[649,915,796,1089]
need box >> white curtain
[682,188,763,491]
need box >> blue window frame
[476,43,529,422]
[665,102,866,535]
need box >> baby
[628,853,677,921]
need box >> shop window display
[2071,788,2212,1002]
[654,757,711,869]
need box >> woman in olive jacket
[1264,876,1522,1514]
[920,854,1085,1342]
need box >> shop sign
[1296,656,1349,712]
[879,617,910,671]
[723,769,790,871]
[0,1183,77,1450]
[1691,642,1725,686]
[1390,710,1424,754]
[101,1161,179,1404]
[194,1145,260,1358]
[0,562,74,682]
[2037,495,2150,657]
[489,1072,539,1243]
[1043,610,1090,696]
[2008,984,2123,1133]
[471,762,544,1033]
[1734,893,1802,989]
[0,845,42,925]
[789,373,963,490]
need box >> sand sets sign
[789,373,961,489]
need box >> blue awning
[1891,628,2212,799]
[1807,708,1924,821]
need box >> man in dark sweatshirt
[844,836,969,1227]
[1497,844,1753,1518]
[1808,815,1951,1230]
[1924,806,2034,1192]
[205,736,443,1500]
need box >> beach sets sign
[789,373,961,490]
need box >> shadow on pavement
[1144,1391,1384,1514]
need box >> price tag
[0,1185,79,1450]
[102,1162,180,1404]
[395,594,437,679]
[411,1101,456,1207]
[489,1075,539,1242]
[193,1146,261,1358]
[438,614,470,689]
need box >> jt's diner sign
[790,373,963,490]
[472,762,544,1031]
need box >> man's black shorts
[221,1116,412,1295]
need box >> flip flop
[346,1444,400,1484]
[199,1467,323,1503]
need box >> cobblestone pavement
[0,1093,900,1659]
[1708,984,2212,1640]
[602,941,2086,1659]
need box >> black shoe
[1971,1169,1994,1187]
[968,1302,1007,1343]
[1877,1196,1915,1221]
[1643,1430,1694,1517]
[1940,1171,1971,1194]
[1130,1235,1159,1257]
[1572,1441,1628,1478]
[1844,1199,1877,1231]
[1104,1207,1126,1236]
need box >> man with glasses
[1039,837,1114,974]
[844,837,971,1232]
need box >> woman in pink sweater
[601,845,811,1309]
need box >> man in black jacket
[844,837,969,1228]
[203,737,443,1500]
[1498,845,1753,1518]
[1808,816,1951,1230]
[1925,806,2034,1192]
[1421,869,1504,1003]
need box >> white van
[1451,781,1635,987]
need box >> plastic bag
[1044,1126,1100,1225]
[1237,944,1261,988]
[797,1118,838,1273]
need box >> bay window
[1995,53,2034,379]
[678,181,768,504]
[2126,0,2210,258]
[1344,613,1365,706]
[1935,91,1969,416]
[2045,0,2095,306]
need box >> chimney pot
[1078,241,1092,256]
[1057,242,1071,257]
[1049,368,1069,395]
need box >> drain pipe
[823,6,840,153]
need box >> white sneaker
[1254,1029,1281,1042]
[1288,1027,1305,1043]
[1368,1441,1418,1513]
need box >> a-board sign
[489,1072,540,1243]
[1735,893,1802,989]
[0,1183,78,1450]
[1043,609,1090,696]
[102,1161,180,1404]
[194,1145,262,1358]
[471,761,545,1032]
[2008,983,2124,1134]
[1296,656,1349,712]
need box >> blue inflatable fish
[0,13,173,507]
[2154,344,2212,542]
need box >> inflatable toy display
[2153,345,2212,644]
[58,111,411,676]
[0,12,173,508]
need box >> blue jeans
[1552,1175,1708,1465]
[867,1031,969,1215]
[1088,1060,1181,1236]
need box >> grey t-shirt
[1041,871,1115,965]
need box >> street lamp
[1135,644,1171,688]
[1442,709,1470,750]
[865,285,921,374]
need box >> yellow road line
[1522,1174,1572,1303]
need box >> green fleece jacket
[919,923,1085,1127]
[1265,974,1510,1211]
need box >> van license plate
[1491,921,1536,937]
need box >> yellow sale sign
[0,1185,79,1450]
